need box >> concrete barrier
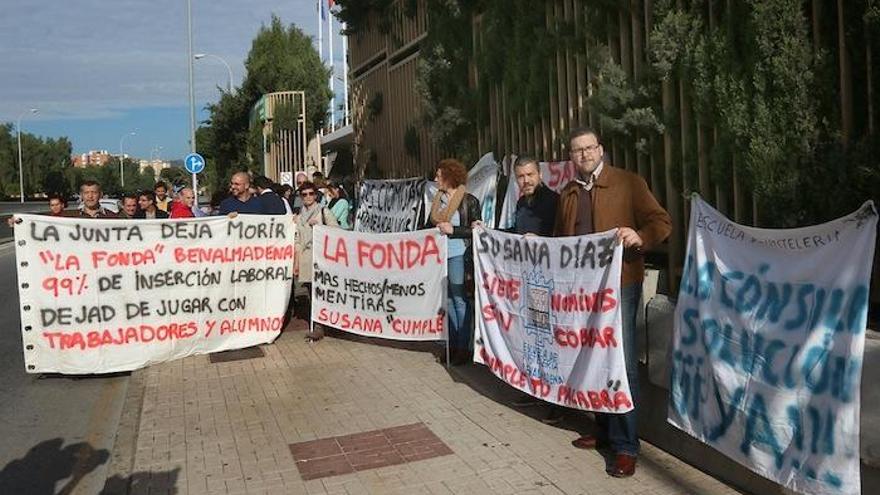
[641,294,880,494]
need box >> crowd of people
[19,126,668,479]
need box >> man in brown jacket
[555,127,671,478]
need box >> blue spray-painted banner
[668,196,877,495]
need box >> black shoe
[512,397,543,407]
[540,406,565,425]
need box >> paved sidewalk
[111,319,743,495]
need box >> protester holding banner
[219,172,262,215]
[511,156,558,236]
[326,181,352,230]
[555,127,671,477]
[169,187,196,219]
[276,184,295,214]
[134,190,169,219]
[119,193,138,219]
[78,180,118,219]
[428,159,482,364]
[7,193,71,226]
[501,155,565,423]
[48,193,72,217]
[253,175,288,215]
[154,181,171,213]
[291,174,306,213]
[294,181,339,342]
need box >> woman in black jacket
[428,158,481,364]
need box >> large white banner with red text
[14,214,295,374]
[473,226,633,413]
[311,226,447,340]
[498,160,575,229]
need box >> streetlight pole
[16,108,38,203]
[194,53,234,93]
[119,131,136,188]
[186,0,198,201]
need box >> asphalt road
[0,241,130,494]
[0,202,53,244]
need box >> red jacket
[169,201,194,218]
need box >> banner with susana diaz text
[669,196,878,495]
[473,226,633,413]
[311,225,447,340]
[14,214,295,374]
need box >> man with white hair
[170,187,196,218]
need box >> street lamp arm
[195,53,234,93]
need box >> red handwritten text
[550,288,617,313]
[557,384,632,411]
[355,236,442,269]
[42,322,199,350]
[42,274,88,298]
[38,250,81,271]
[174,245,294,264]
[317,308,383,333]
[391,315,444,335]
[482,273,521,302]
[554,326,618,349]
[204,317,283,336]
[91,245,162,269]
[481,304,514,331]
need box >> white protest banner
[467,153,500,229]
[472,226,633,412]
[311,225,447,340]
[423,180,438,222]
[14,214,295,374]
[355,177,426,233]
[669,196,878,495]
[498,160,576,229]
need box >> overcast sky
[0,0,343,160]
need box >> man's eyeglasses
[301,191,316,197]
[570,144,601,155]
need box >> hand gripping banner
[14,214,295,374]
[669,196,878,495]
[473,226,633,413]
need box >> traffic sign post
[184,153,205,174]
[184,152,205,209]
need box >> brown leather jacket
[554,164,671,287]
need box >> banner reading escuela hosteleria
[473,226,633,413]
[14,214,295,374]
[311,225,447,340]
[669,196,878,495]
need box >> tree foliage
[0,124,75,199]
[199,15,331,192]
[336,0,878,226]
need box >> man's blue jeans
[596,282,642,456]
[447,255,471,350]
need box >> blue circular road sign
[184,153,206,174]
